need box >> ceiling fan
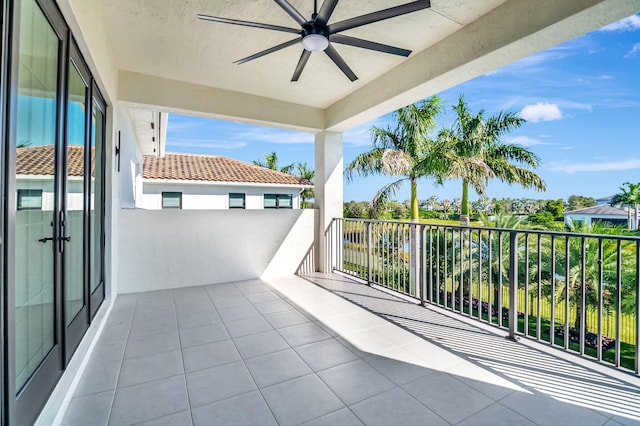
[198,0,431,82]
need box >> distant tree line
[344,194,597,226]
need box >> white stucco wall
[117,208,314,293]
[138,181,303,210]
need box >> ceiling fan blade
[198,14,301,34]
[330,0,430,34]
[317,0,339,24]
[234,39,301,64]
[273,0,308,26]
[291,50,312,81]
[324,44,357,81]
[330,34,411,57]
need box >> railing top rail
[336,217,640,242]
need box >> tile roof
[564,205,627,216]
[17,144,90,177]
[143,152,312,186]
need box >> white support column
[314,131,343,272]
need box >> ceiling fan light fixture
[301,34,329,51]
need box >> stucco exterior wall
[138,181,303,210]
[117,208,314,293]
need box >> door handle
[38,237,55,243]
[61,236,71,242]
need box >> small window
[17,189,42,210]
[264,194,292,209]
[162,192,182,209]
[229,193,245,209]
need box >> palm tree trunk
[635,203,639,230]
[410,176,419,222]
[460,179,470,226]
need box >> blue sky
[166,14,640,203]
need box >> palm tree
[610,182,640,229]
[296,162,315,208]
[438,95,546,226]
[345,96,444,221]
[253,151,295,174]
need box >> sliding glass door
[5,0,106,423]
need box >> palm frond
[370,178,408,219]
[344,148,385,182]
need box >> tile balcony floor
[61,274,640,426]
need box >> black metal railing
[324,218,640,375]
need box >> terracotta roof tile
[17,144,92,176]
[143,152,312,186]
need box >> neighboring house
[137,152,313,210]
[595,195,614,206]
[16,145,87,211]
[564,204,632,228]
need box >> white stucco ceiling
[92,0,639,131]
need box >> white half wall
[117,209,314,293]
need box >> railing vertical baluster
[550,235,556,346]
[443,228,448,308]
[635,240,639,374]
[451,228,456,310]
[428,226,433,304]
[366,221,372,286]
[508,230,518,340]
[498,231,504,328]
[488,229,493,325]
[565,235,570,351]
[537,234,542,341]
[436,227,441,306]
[616,240,622,368]
[477,229,482,320]
[467,229,473,317]
[420,224,425,305]
[458,227,463,313]
[524,233,530,337]
[597,239,603,362]
[580,237,586,356]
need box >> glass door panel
[90,99,104,296]
[14,0,60,392]
[64,61,86,327]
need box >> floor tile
[245,348,312,387]
[300,407,364,426]
[350,387,448,426]
[177,310,221,330]
[185,360,257,407]
[500,392,610,426]
[254,299,293,314]
[402,372,494,424]
[263,309,312,329]
[179,323,229,348]
[129,315,178,337]
[74,359,121,396]
[118,350,184,388]
[217,305,260,322]
[294,339,359,372]
[182,339,240,372]
[206,283,242,298]
[212,295,251,309]
[61,390,113,426]
[261,374,344,425]
[192,390,277,426]
[135,410,193,426]
[125,330,180,359]
[246,290,281,304]
[317,359,395,405]
[456,403,536,426]
[278,322,332,347]
[225,315,273,338]
[233,330,290,359]
[109,375,189,425]
[363,350,433,386]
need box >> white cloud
[234,129,313,145]
[551,159,640,173]
[520,103,563,122]
[600,15,640,32]
[625,43,640,58]
[505,136,549,146]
